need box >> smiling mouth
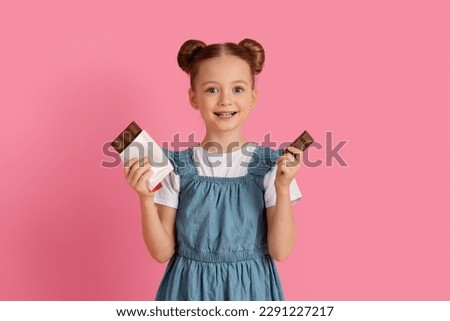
[214,112,238,118]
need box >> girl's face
[189,55,257,135]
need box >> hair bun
[238,38,265,74]
[177,39,207,74]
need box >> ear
[189,88,198,110]
[250,88,258,109]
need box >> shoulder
[246,145,283,177]
[162,148,189,161]
[250,145,283,168]
[162,148,192,175]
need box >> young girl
[124,39,303,300]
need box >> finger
[132,156,150,168]
[276,158,288,175]
[277,155,290,169]
[124,157,143,180]
[130,158,151,184]
[280,153,300,169]
[276,156,286,168]
[124,157,139,168]
[131,167,148,188]
[124,157,137,177]
[131,161,151,187]
[139,170,154,191]
[277,153,295,166]
[136,168,152,189]
[286,146,302,154]
[288,149,304,166]
[287,152,295,163]
[286,146,303,161]
[128,157,149,180]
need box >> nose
[219,92,232,106]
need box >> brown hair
[177,39,265,89]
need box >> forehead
[196,55,252,83]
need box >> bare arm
[266,147,302,261]
[124,157,176,263]
[140,198,176,263]
[266,187,296,261]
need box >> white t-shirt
[154,144,302,209]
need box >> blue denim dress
[155,146,284,300]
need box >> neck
[200,131,248,153]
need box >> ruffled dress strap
[247,146,283,178]
[162,148,197,187]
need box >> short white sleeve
[153,170,180,209]
[263,164,302,208]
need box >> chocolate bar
[111,121,142,154]
[285,130,314,156]
[110,121,174,192]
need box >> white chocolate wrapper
[120,130,173,191]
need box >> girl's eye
[233,86,244,93]
[206,87,219,94]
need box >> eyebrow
[201,80,249,86]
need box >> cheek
[200,96,218,107]
[238,96,253,107]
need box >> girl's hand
[123,157,155,199]
[274,146,303,190]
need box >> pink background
[1,0,449,300]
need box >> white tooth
[218,112,233,117]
